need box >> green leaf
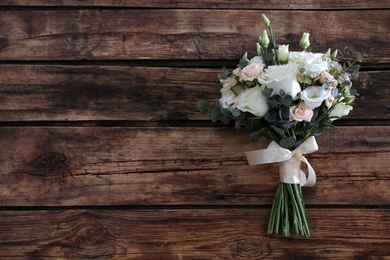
[357,53,362,63]
[281,120,294,130]
[238,58,250,69]
[268,99,280,108]
[197,100,210,114]
[249,128,267,138]
[264,112,277,122]
[350,88,358,96]
[210,108,220,122]
[351,65,361,71]
[262,87,273,98]
[281,95,293,106]
[271,124,286,135]
[280,106,290,120]
[280,136,297,149]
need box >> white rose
[289,51,329,76]
[234,86,269,117]
[329,103,353,120]
[300,86,330,109]
[258,62,301,100]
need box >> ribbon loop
[245,136,318,187]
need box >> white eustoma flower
[289,51,329,77]
[258,62,301,100]
[300,32,310,50]
[329,103,353,120]
[235,86,269,117]
[300,86,330,109]
[277,45,289,63]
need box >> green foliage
[197,100,210,114]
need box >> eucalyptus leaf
[268,99,280,108]
[262,88,273,98]
[197,100,210,114]
[264,112,277,122]
[271,124,286,135]
[280,136,297,149]
[249,128,267,139]
[281,95,293,106]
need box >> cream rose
[240,62,263,81]
[300,86,330,109]
[258,62,301,100]
[234,86,269,117]
[289,103,313,122]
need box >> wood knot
[64,217,126,258]
[284,32,300,41]
[0,37,8,50]
[29,152,67,175]
[231,238,270,258]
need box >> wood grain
[1,208,389,259]
[1,126,388,206]
[0,10,388,62]
[1,0,389,9]
[0,65,387,121]
[0,2,389,259]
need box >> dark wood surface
[1,0,389,9]
[0,66,388,121]
[0,10,388,63]
[0,1,389,259]
[1,209,389,259]
[1,126,389,207]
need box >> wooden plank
[0,10,388,62]
[0,208,389,258]
[1,126,389,206]
[1,0,389,9]
[0,65,387,121]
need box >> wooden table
[0,1,389,259]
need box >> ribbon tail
[298,155,316,187]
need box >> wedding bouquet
[198,14,360,238]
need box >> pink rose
[240,63,263,81]
[290,103,314,122]
[317,71,338,89]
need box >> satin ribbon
[245,136,318,187]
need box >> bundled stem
[268,182,310,238]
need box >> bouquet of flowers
[198,14,361,238]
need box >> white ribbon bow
[245,136,318,187]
